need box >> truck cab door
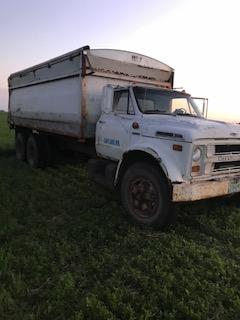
[96,89,135,160]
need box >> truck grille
[214,161,240,171]
[212,144,240,174]
[215,145,240,154]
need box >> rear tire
[120,162,171,229]
[15,130,27,161]
[26,134,46,168]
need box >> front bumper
[172,176,240,202]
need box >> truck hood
[141,115,240,142]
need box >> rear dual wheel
[26,134,46,168]
[15,130,27,161]
[121,162,173,229]
[15,130,49,168]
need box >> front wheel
[120,162,171,229]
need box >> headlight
[192,147,201,162]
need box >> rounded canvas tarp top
[9,46,174,89]
[86,48,174,87]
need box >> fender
[114,140,186,185]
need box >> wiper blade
[144,110,171,115]
[176,113,198,117]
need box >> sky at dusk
[0,0,239,122]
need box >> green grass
[0,112,14,152]
[0,112,240,319]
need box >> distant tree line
[0,105,6,112]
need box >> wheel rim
[129,177,159,218]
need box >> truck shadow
[178,193,239,214]
[0,147,15,157]
[175,194,240,236]
[52,149,90,166]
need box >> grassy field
[0,112,240,320]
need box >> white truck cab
[95,84,240,226]
[8,46,240,228]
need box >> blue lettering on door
[104,138,120,146]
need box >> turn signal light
[173,144,182,152]
[192,165,200,173]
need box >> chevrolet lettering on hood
[217,155,235,162]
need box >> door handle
[99,120,106,124]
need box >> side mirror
[192,97,208,118]
[102,85,114,114]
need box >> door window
[114,90,134,115]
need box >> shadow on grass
[0,147,15,157]
[178,193,239,215]
[0,145,90,166]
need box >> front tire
[120,162,171,228]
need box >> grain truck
[8,45,240,228]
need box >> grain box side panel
[10,76,82,138]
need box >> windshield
[133,87,202,117]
